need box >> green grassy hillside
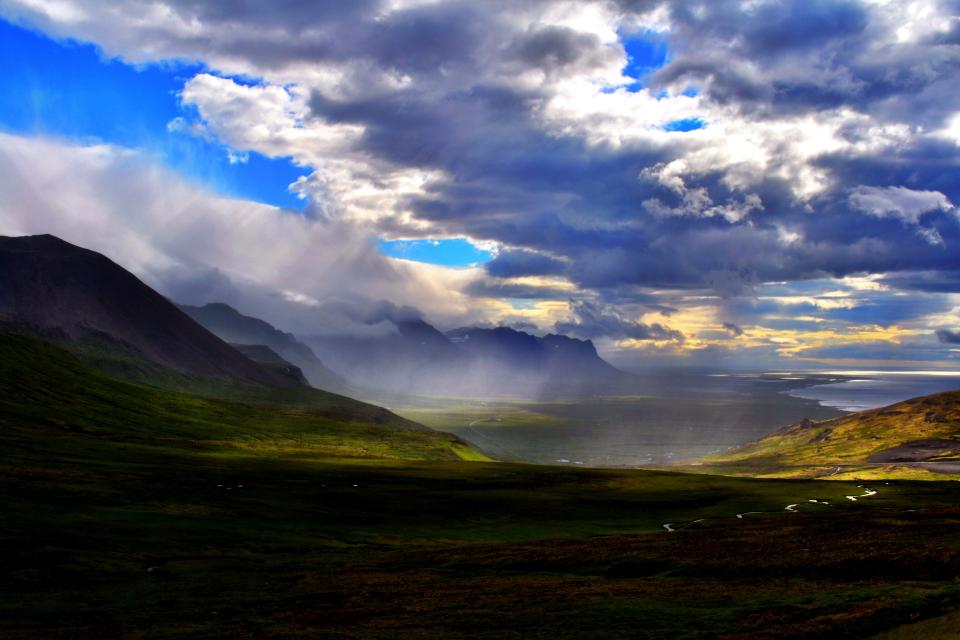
[703,391,960,479]
[3,332,960,638]
[0,332,479,461]
[59,332,417,422]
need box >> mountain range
[305,322,630,398]
[180,294,630,400]
[0,233,629,401]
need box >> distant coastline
[784,372,960,412]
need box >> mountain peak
[0,235,299,387]
[0,234,89,254]
[445,325,620,382]
[199,301,241,314]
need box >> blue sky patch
[0,19,308,209]
[615,30,670,93]
[664,117,705,132]
[379,238,494,267]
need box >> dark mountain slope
[180,302,346,392]
[538,333,623,377]
[447,326,543,369]
[0,234,296,387]
[230,343,309,386]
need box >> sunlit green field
[3,333,960,638]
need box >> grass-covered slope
[704,391,960,479]
[0,332,478,461]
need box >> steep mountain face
[448,327,624,380]
[306,320,629,398]
[180,303,346,392]
[305,318,472,397]
[0,234,298,388]
[447,327,542,370]
[707,390,960,478]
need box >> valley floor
[6,434,960,638]
[394,384,841,467]
[3,334,960,638]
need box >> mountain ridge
[306,319,630,398]
[180,302,347,392]
[447,325,624,379]
[0,234,297,388]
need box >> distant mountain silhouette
[180,302,346,392]
[306,318,629,398]
[0,234,299,388]
[448,326,626,388]
[305,318,471,396]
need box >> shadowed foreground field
[3,334,960,639]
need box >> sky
[0,0,959,370]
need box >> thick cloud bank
[2,0,960,366]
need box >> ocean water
[785,372,960,412]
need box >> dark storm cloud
[811,138,960,213]
[558,219,958,293]
[506,25,608,72]
[317,297,423,325]
[485,249,569,278]
[295,2,960,303]
[722,322,743,337]
[463,279,573,300]
[798,341,958,362]
[654,0,959,127]
[8,0,960,327]
[164,0,490,75]
[663,0,870,59]
[881,271,960,293]
[166,0,380,26]
[743,0,868,55]
[931,18,960,45]
[936,328,960,344]
[554,300,684,342]
[62,0,960,304]
[814,296,953,327]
